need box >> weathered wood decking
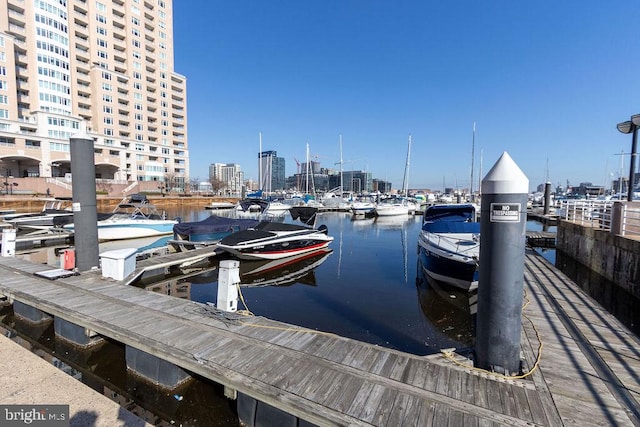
[0,250,638,426]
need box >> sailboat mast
[258,132,263,192]
[339,134,343,196]
[470,122,475,197]
[305,143,310,194]
[402,134,412,197]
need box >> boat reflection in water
[415,257,476,350]
[238,247,332,287]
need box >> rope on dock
[440,289,544,381]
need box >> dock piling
[476,152,529,375]
[69,132,99,272]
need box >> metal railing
[559,200,640,239]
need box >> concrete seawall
[556,219,640,299]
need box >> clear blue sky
[173,1,640,192]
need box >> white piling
[217,260,239,312]
[1,228,16,257]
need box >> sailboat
[374,135,412,217]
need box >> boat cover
[219,221,313,246]
[173,215,259,236]
[238,198,269,212]
[289,206,318,225]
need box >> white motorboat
[417,204,480,291]
[373,198,410,216]
[4,197,74,231]
[350,196,376,216]
[61,194,178,241]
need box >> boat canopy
[423,204,476,223]
[422,220,480,234]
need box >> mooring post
[543,181,552,215]
[69,132,99,271]
[476,152,529,375]
[1,228,16,257]
[218,260,239,312]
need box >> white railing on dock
[559,200,640,239]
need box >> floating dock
[0,250,638,425]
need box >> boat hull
[65,219,177,241]
[217,239,332,260]
[417,237,479,291]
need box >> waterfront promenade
[0,333,151,426]
[0,248,638,425]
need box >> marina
[0,203,638,425]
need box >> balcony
[113,29,126,40]
[144,31,155,43]
[112,16,125,29]
[73,2,87,13]
[15,53,27,66]
[8,23,26,36]
[73,14,89,27]
[7,0,25,13]
[8,9,25,24]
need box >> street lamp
[617,114,640,201]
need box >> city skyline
[175,1,640,192]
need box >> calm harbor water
[159,208,475,356]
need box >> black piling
[476,152,529,375]
[69,132,99,271]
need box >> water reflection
[238,248,332,287]
[415,257,476,350]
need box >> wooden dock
[123,245,219,285]
[0,250,638,425]
[525,230,556,248]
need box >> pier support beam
[476,152,528,375]
[69,132,99,272]
[13,301,51,324]
[237,393,314,427]
[54,318,104,348]
[125,346,191,390]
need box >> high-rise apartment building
[0,0,188,187]
[209,162,243,195]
